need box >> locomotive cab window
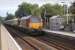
[31,17,41,23]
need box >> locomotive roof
[50,15,62,19]
[6,18,18,21]
[21,15,31,20]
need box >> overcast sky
[0,0,74,17]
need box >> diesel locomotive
[4,15,43,35]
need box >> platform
[43,29,75,37]
[1,24,22,50]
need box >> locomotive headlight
[39,23,43,29]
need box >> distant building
[49,15,65,31]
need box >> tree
[5,13,15,20]
[0,16,5,23]
[15,2,64,19]
[0,16,2,23]
[15,2,40,18]
[31,4,41,17]
[41,3,64,17]
[53,4,64,15]
[15,3,31,17]
[0,16,2,21]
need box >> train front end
[29,17,43,30]
[29,17,43,35]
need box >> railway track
[5,25,75,50]
[35,30,75,50]
[35,34,75,50]
[5,25,57,50]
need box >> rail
[1,24,22,50]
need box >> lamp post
[44,7,48,28]
[42,7,46,28]
[43,7,49,29]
